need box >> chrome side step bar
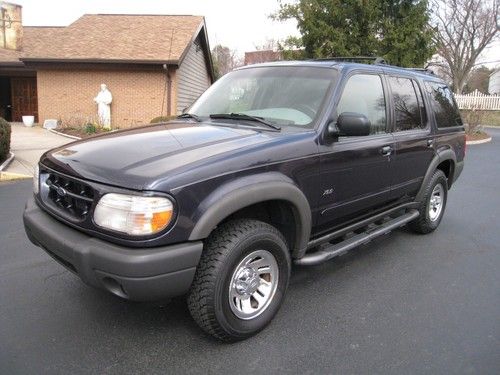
[307,202,420,249]
[295,209,419,266]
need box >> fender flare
[416,148,456,202]
[188,172,312,256]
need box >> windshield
[189,66,338,128]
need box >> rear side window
[387,76,426,131]
[336,74,387,134]
[425,82,463,128]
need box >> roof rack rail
[312,56,388,65]
[403,67,436,76]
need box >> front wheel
[187,219,291,341]
[409,169,448,234]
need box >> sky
[8,0,500,66]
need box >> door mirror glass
[337,112,371,136]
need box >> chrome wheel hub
[229,250,279,320]
[428,184,444,222]
[233,267,260,296]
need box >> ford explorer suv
[24,58,465,341]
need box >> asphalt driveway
[0,129,499,374]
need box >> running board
[295,209,419,266]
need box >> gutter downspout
[163,64,172,117]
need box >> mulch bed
[466,131,490,142]
[57,128,108,139]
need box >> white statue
[93,83,112,128]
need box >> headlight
[93,193,174,236]
[33,164,39,194]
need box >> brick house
[244,50,283,66]
[0,2,214,127]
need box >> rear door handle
[380,146,392,156]
[427,139,434,147]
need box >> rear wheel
[409,169,448,234]
[187,219,291,341]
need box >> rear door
[385,75,435,199]
[315,71,394,234]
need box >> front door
[315,72,394,235]
[11,77,38,122]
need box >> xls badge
[322,188,334,196]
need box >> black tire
[409,169,448,234]
[187,219,291,342]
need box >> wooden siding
[177,37,210,113]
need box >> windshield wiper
[177,113,202,122]
[209,113,281,131]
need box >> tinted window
[425,82,463,128]
[388,76,426,131]
[336,74,386,134]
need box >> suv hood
[41,122,272,190]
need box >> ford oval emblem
[56,186,67,197]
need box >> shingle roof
[19,14,205,63]
[0,27,62,65]
[0,47,21,64]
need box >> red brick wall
[37,67,177,128]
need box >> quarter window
[336,74,387,135]
[388,76,426,131]
[425,82,463,128]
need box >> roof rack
[404,67,436,76]
[312,56,388,65]
[310,57,437,76]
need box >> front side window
[336,74,387,134]
[190,67,338,128]
[388,76,426,131]
[425,82,463,128]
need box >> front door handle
[380,146,392,156]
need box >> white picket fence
[454,90,500,110]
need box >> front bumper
[23,197,203,301]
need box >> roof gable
[20,14,204,63]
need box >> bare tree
[254,39,279,52]
[211,45,242,79]
[464,65,492,93]
[431,0,499,93]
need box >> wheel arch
[188,172,311,257]
[416,148,456,202]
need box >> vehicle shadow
[67,227,411,346]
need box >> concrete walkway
[6,123,73,176]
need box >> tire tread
[187,219,287,341]
[409,169,448,234]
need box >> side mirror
[326,120,340,139]
[337,112,371,136]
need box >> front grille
[44,172,95,221]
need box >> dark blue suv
[24,59,465,341]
